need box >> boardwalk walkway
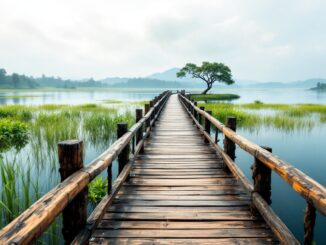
[89,94,278,244]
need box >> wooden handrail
[178,96,299,244]
[0,91,171,245]
[179,93,326,216]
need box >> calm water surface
[1,87,326,105]
[1,88,325,243]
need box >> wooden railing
[179,92,326,245]
[0,91,171,245]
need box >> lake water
[1,87,326,105]
[0,87,325,244]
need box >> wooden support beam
[252,146,272,205]
[199,106,205,126]
[304,202,316,245]
[58,140,87,245]
[136,109,144,154]
[224,117,236,161]
[117,123,129,175]
[144,104,150,138]
[204,110,212,143]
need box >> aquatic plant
[191,93,240,101]
[88,176,108,205]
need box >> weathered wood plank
[89,238,278,245]
[92,229,274,238]
[97,221,267,229]
[89,94,280,245]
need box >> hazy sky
[0,0,325,81]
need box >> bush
[0,119,29,152]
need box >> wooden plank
[97,221,268,229]
[112,200,250,207]
[89,238,278,245]
[92,229,274,238]
[102,212,257,221]
[121,186,244,191]
[107,206,250,213]
[117,189,247,196]
[115,195,250,201]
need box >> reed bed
[0,102,142,244]
[199,102,323,131]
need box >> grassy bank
[191,93,240,101]
[199,102,326,131]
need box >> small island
[310,82,326,91]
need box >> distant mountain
[110,78,187,88]
[100,77,128,85]
[146,68,326,89]
[247,79,326,89]
[147,68,202,85]
[147,68,181,81]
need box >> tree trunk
[201,84,212,94]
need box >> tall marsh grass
[0,102,142,244]
[200,102,320,131]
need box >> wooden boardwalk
[89,94,279,244]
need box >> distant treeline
[310,82,326,91]
[0,68,106,89]
[0,68,186,89]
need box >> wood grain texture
[90,94,280,245]
[180,93,326,216]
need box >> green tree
[0,68,6,84]
[12,73,20,88]
[177,61,235,94]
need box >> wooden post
[149,100,154,128]
[144,104,150,137]
[204,110,212,143]
[107,162,112,194]
[199,106,205,125]
[215,128,218,144]
[224,117,236,161]
[304,202,316,245]
[136,109,144,153]
[194,102,198,121]
[117,123,129,174]
[252,146,272,205]
[58,140,87,245]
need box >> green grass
[191,93,240,101]
[240,103,326,123]
[200,102,318,131]
[0,102,141,243]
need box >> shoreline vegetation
[310,82,326,91]
[191,93,240,101]
[0,102,143,244]
[195,101,326,131]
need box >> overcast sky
[0,0,325,81]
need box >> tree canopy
[176,62,234,94]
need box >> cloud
[0,0,326,81]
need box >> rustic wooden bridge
[0,91,325,245]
